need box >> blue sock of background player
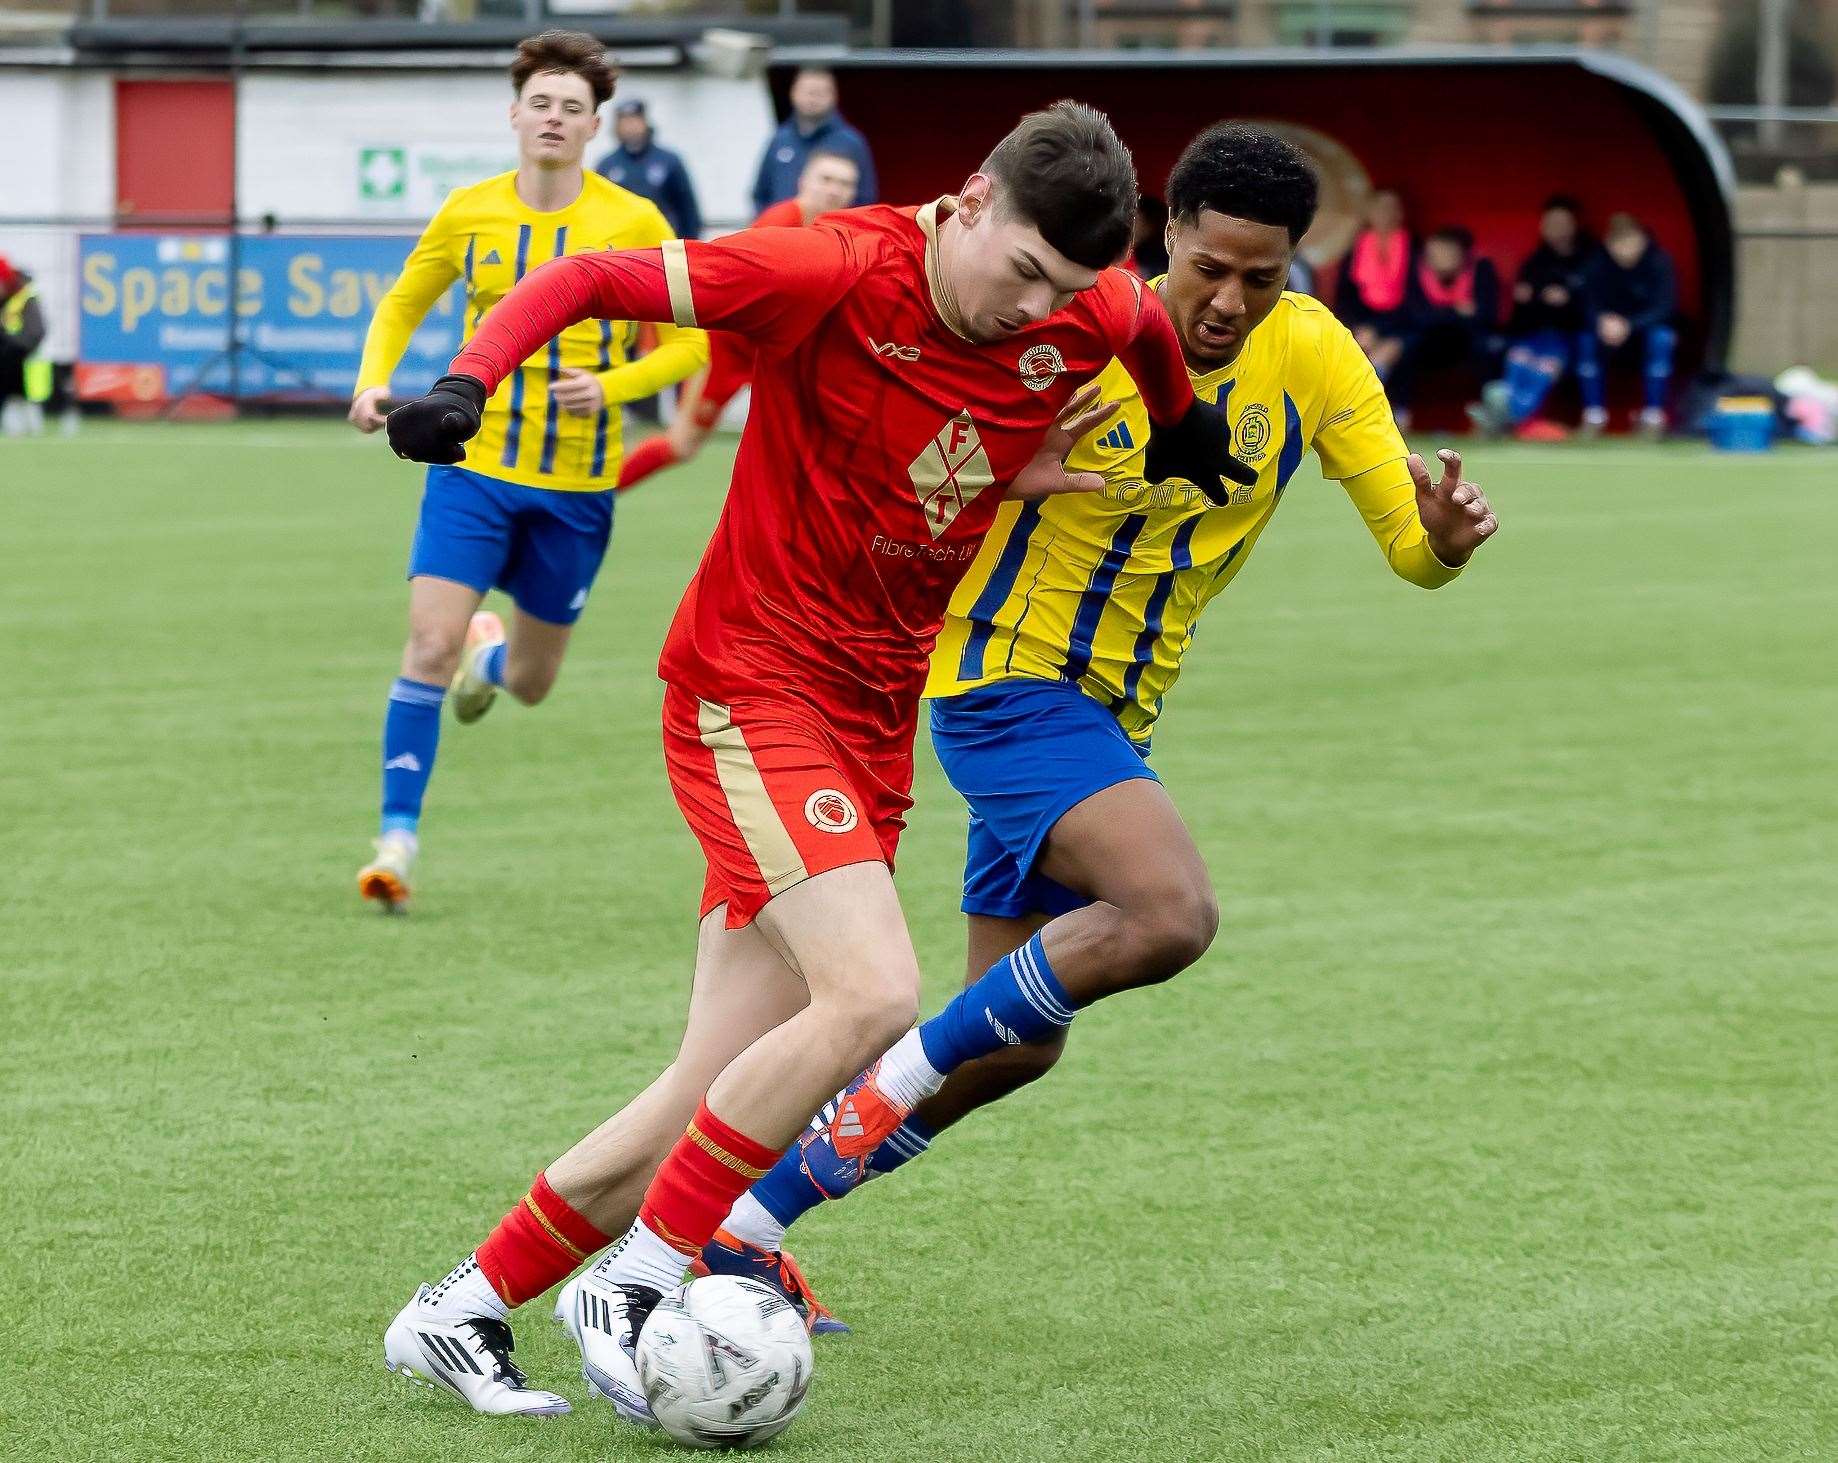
[379,676,445,839]
[478,640,509,688]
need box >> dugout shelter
[778,47,1736,425]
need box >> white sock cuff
[593,1219,690,1295]
[423,1253,509,1322]
[874,1027,945,1110]
[722,1191,787,1255]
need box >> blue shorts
[407,465,614,627]
[928,679,1158,920]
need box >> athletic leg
[363,466,516,903]
[730,685,1217,1244]
[720,910,1050,1257]
[386,906,809,1416]
[546,910,812,1233]
[605,864,920,1266]
[359,574,483,907]
[495,608,571,707]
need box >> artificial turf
[4,422,1833,1461]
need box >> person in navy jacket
[1582,212,1678,435]
[752,67,877,215]
[596,99,702,241]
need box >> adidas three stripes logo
[579,1289,618,1336]
[1097,422,1134,451]
[418,1330,483,1377]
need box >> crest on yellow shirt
[1235,401,1272,463]
[909,411,995,539]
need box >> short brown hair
[511,30,616,109]
[1605,211,1646,243]
[981,101,1137,271]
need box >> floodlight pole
[227,0,245,405]
[1758,0,1789,150]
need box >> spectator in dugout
[1386,226,1501,431]
[1583,212,1677,437]
[595,99,702,241]
[1472,194,1601,438]
[752,66,878,215]
[1334,188,1415,382]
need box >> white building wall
[238,69,773,231]
[0,68,116,357]
[0,63,773,362]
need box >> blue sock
[380,677,444,836]
[1575,330,1604,411]
[916,933,1076,1075]
[866,1114,935,1178]
[479,641,508,688]
[750,1148,829,1229]
[750,1112,935,1233]
[1505,352,1555,423]
[1644,325,1677,409]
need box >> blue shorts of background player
[359,465,616,911]
[928,678,1160,919]
[409,464,614,626]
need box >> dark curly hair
[1167,124,1319,245]
[510,30,617,109]
[982,101,1138,271]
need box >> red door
[116,79,235,226]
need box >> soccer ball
[635,1275,813,1449]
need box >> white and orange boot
[358,829,417,912]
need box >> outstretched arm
[388,228,852,464]
[1341,448,1497,588]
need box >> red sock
[617,434,680,492]
[639,1101,785,1257]
[474,1171,612,1307]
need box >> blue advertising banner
[77,234,463,400]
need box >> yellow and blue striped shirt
[356,170,708,491]
[925,290,1459,741]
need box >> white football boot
[357,830,417,912]
[384,1285,570,1416]
[554,1267,663,1426]
[450,610,506,725]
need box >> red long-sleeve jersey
[449,198,1196,751]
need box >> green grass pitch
[4,422,1834,1461]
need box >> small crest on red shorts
[803,788,859,834]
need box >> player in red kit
[379,103,1251,1423]
[617,146,862,493]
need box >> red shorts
[662,686,913,928]
[688,335,755,431]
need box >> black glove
[1142,399,1258,506]
[385,374,488,465]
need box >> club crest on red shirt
[1017,343,1065,392]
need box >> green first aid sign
[359,148,408,201]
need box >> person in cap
[596,98,703,241]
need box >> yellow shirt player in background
[348,31,707,913]
[700,125,1502,1286]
